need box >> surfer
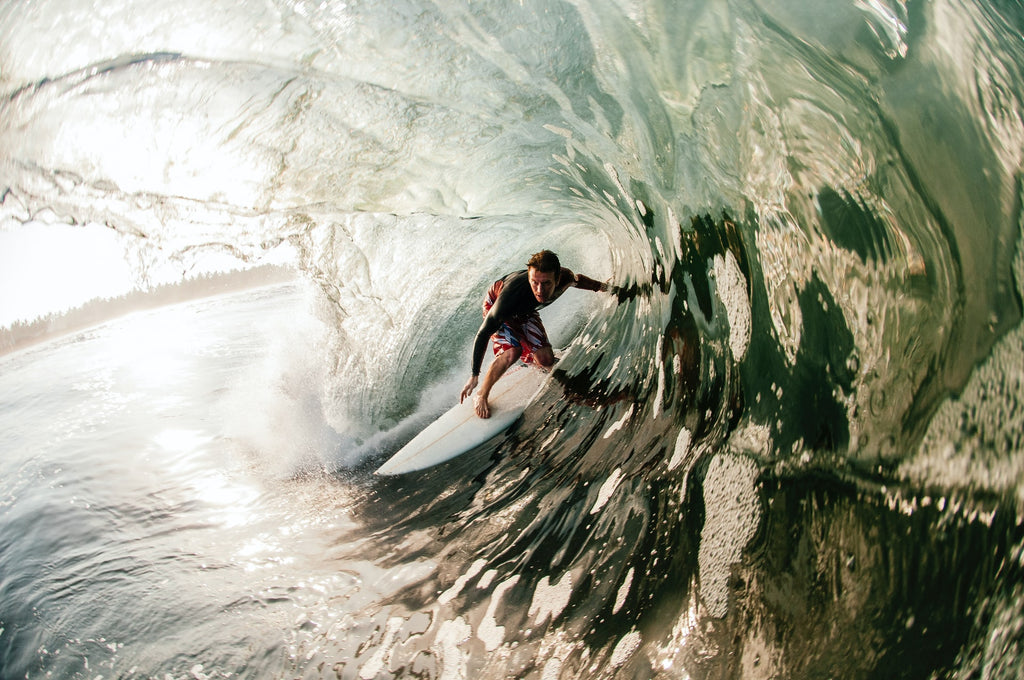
[460,250,609,418]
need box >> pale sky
[0,221,298,327]
[0,222,134,326]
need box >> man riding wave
[460,250,609,418]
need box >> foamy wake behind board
[375,365,547,475]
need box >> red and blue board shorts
[484,279,550,365]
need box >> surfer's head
[527,250,560,302]
[527,250,560,274]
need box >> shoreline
[0,265,298,356]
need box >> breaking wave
[2,0,1024,677]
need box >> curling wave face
[2,0,1024,677]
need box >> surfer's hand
[460,375,478,404]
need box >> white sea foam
[668,427,692,471]
[698,454,761,617]
[610,630,642,667]
[713,251,751,361]
[477,576,520,652]
[438,559,488,606]
[590,468,623,514]
[529,572,573,625]
[434,617,472,680]
[613,567,634,614]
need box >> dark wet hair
[526,250,560,274]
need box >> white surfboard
[375,365,548,475]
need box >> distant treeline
[0,265,296,356]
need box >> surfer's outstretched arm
[569,270,611,293]
[461,304,504,410]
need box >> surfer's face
[528,267,556,303]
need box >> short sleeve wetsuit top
[470,268,603,376]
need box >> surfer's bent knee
[533,346,555,367]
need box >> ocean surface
[2,0,1024,678]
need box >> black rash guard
[470,268,603,375]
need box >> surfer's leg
[476,346,521,418]
[518,313,553,369]
[532,345,555,368]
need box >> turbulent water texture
[2,0,1024,678]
